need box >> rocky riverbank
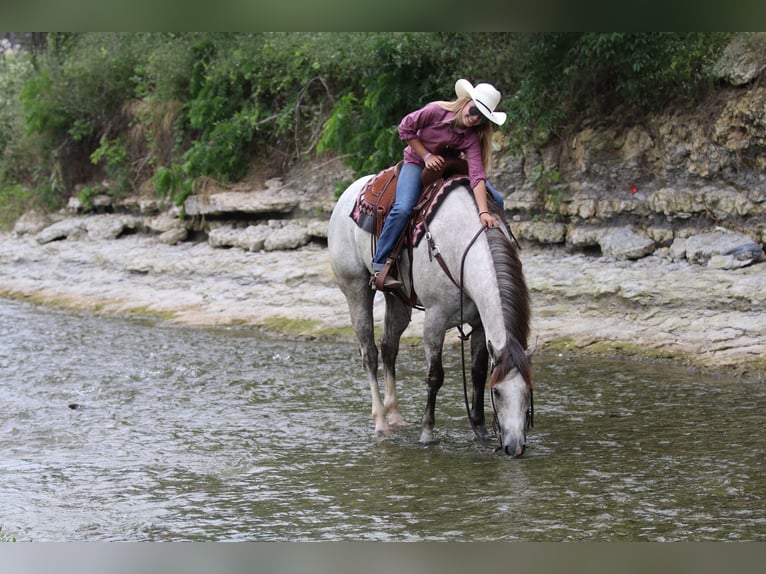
[1,206,764,375]
[3,34,766,379]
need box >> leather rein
[420,216,533,452]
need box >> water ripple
[1,298,765,541]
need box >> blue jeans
[371,163,505,268]
[487,181,504,209]
[372,163,423,267]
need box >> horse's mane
[484,201,533,389]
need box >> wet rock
[117,195,172,214]
[184,191,298,216]
[678,230,759,265]
[85,215,140,240]
[645,224,674,245]
[146,212,183,233]
[36,218,86,244]
[208,225,270,251]
[13,210,52,236]
[264,223,310,251]
[713,32,766,86]
[708,242,764,269]
[306,220,328,239]
[599,227,656,260]
[159,227,188,245]
[515,220,566,244]
[567,225,605,248]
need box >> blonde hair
[436,96,494,173]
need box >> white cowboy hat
[454,78,507,126]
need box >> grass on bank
[0,525,17,542]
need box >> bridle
[425,218,533,452]
[488,365,534,453]
[467,340,534,453]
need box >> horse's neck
[424,188,508,349]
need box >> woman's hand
[480,211,499,228]
[424,153,443,171]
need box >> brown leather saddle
[350,157,469,295]
[352,157,469,236]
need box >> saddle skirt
[349,161,470,247]
[350,164,400,238]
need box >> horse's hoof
[419,430,437,445]
[388,414,410,427]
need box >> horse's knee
[360,346,378,373]
[425,372,443,394]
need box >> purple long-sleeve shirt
[398,101,487,189]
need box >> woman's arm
[473,179,499,228]
[405,138,443,170]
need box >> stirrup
[370,272,403,291]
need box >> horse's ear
[487,340,501,364]
[525,337,539,358]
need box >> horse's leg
[469,324,490,440]
[343,283,388,434]
[380,293,411,427]
[419,314,446,444]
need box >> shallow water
[1,298,764,541]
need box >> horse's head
[489,340,536,457]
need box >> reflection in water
[0,298,764,541]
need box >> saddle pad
[411,176,470,246]
[349,170,470,246]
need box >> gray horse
[328,175,535,456]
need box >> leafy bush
[90,136,130,190]
[0,48,36,229]
[19,33,143,202]
[317,33,461,176]
[0,183,32,230]
[152,164,192,206]
[0,32,734,219]
[505,32,731,151]
[0,50,32,150]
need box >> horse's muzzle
[504,441,525,458]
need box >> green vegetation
[505,32,731,150]
[0,32,731,229]
[530,164,561,214]
[0,525,16,542]
[260,316,331,338]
